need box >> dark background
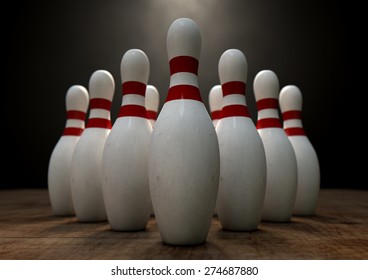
[2,0,365,190]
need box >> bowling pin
[208,85,222,217]
[208,85,223,217]
[149,18,220,245]
[48,85,89,216]
[145,85,160,128]
[254,70,297,222]
[144,84,159,216]
[279,85,320,216]
[215,49,267,231]
[102,49,152,231]
[208,85,223,127]
[70,70,115,222]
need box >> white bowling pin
[102,49,152,231]
[149,18,220,245]
[48,85,89,216]
[254,70,297,222]
[208,85,223,127]
[145,85,160,128]
[208,85,223,217]
[70,70,115,222]
[216,49,267,231]
[145,84,160,217]
[279,85,320,216]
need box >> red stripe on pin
[285,127,305,136]
[146,110,158,120]
[165,85,203,103]
[63,127,84,136]
[89,98,112,110]
[282,110,302,120]
[122,81,146,97]
[222,105,250,118]
[66,110,86,120]
[222,81,246,96]
[256,118,282,129]
[118,105,146,118]
[211,110,222,120]
[256,98,278,110]
[169,56,199,75]
[86,118,112,129]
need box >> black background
[2,0,365,190]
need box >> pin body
[279,85,320,216]
[215,49,267,231]
[208,85,223,127]
[145,85,160,128]
[70,70,115,222]
[149,18,220,245]
[48,85,89,216]
[254,70,297,222]
[102,49,152,231]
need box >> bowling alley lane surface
[0,188,367,260]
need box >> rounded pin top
[209,85,223,112]
[166,17,201,60]
[66,85,89,112]
[279,85,303,113]
[89,70,115,100]
[145,85,160,111]
[218,49,248,84]
[120,49,150,84]
[253,70,280,101]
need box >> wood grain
[0,188,367,260]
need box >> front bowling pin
[70,70,115,222]
[48,85,89,216]
[279,85,320,216]
[148,18,220,245]
[254,70,297,222]
[102,49,152,231]
[216,49,267,231]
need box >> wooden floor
[0,188,367,260]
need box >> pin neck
[222,81,246,97]
[118,81,147,119]
[256,98,281,129]
[220,81,250,118]
[169,56,198,75]
[66,110,86,120]
[256,98,278,110]
[86,98,112,129]
[282,110,305,135]
[63,110,86,136]
[165,55,202,103]
[282,110,302,120]
[89,98,112,111]
[122,81,146,97]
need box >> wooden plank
[0,189,367,259]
